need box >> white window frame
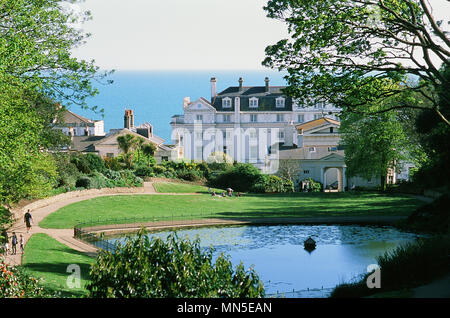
[250,114,258,122]
[249,97,259,108]
[196,114,203,121]
[222,97,232,108]
[223,114,231,123]
[275,97,285,108]
[297,114,304,123]
[276,114,284,122]
[278,131,285,140]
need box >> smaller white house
[54,109,106,137]
[273,117,397,191]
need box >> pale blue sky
[71,0,450,71]
[71,0,289,70]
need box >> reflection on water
[106,225,426,298]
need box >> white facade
[170,78,341,170]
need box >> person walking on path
[11,232,17,255]
[24,210,33,233]
[3,234,9,256]
[19,234,24,254]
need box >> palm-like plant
[117,134,137,168]
[142,143,156,166]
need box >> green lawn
[153,182,224,194]
[22,233,95,297]
[39,192,424,229]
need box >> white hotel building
[170,77,341,171]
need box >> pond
[101,224,426,298]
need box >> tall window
[276,114,284,122]
[196,114,203,121]
[278,131,285,140]
[249,145,258,161]
[223,114,231,122]
[298,114,304,123]
[250,114,257,122]
[195,146,203,160]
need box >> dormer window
[249,97,259,108]
[222,97,232,108]
[276,97,285,108]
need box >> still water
[104,225,425,298]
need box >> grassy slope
[39,192,424,229]
[153,182,224,194]
[22,233,94,297]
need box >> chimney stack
[238,77,243,91]
[265,77,270,92]
[210,77,217,101]
[124,109,134,129]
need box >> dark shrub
[177,170,202,182]
[251,175,294,193]
[208,163,262,192]
[134,166,154,177]
[75,176,92,189]
[103,156,122,171]
[84,153,106,173]
[403,193,450,233]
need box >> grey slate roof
[70,136,105,152]
[211,86,293,112]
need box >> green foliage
[413,65,450,188]
[208,163,262,192]
[75,176,92,189]
[86,229,265,298]
[251,175,294,193]
[152,165,167,175]
[340,108,408,191]
[70,153,105,174]
[134,166,154,177]
[117,134,137,169]
[0,0,111,111]
[103,157,123,171]
[262,0,450,125]
[302,178,323,192]
[0,78,58,205]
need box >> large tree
[0,0,111,111]
[0,0,109,206]
[339,105,409,191]
[263,0,450,125]
[0,77,59,206]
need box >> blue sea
[71,70,288,143]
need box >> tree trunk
[380,175,386,192]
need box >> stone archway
[323,166,346,192]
